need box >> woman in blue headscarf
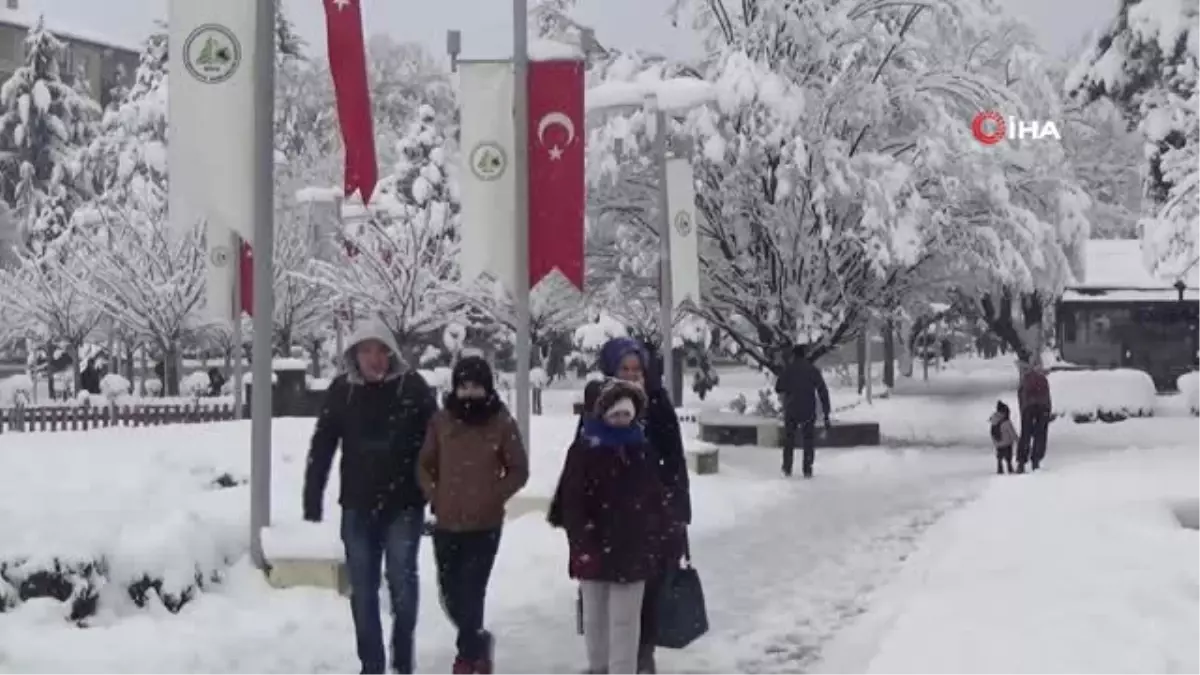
[549,336,691,673]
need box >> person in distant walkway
[79,358,101,395]
[774,344,832,478]
[551,336,691,674]
[556,379,675,675]
[302,317,437,674]
[418,356,529,674]
[207,367,227,397]
[989,400,1018,474]
[1016,359,1052,473]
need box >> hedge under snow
[1048,368,1157,422]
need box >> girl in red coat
[556,379,674,674]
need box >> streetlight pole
[648,96,675,400]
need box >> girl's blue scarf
[581,417,645,447]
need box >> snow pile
[1048,368,1157,422]
[856,446,1198,673]
[0,372,34,407]
[180,370,211,398]
[272,357,308,371]
[0,425,257,619]
[1177,371,1199,415]
[99,373,131,400]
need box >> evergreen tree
[1068,0,1198,205]
[0,15,101,256]
[84,24,168,201]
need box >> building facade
[0,4,140,109]
[1057,239,1199,392]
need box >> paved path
[451,445,989,673]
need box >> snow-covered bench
[262,494,552,593]
[697,411,880,448]
[686,441,719,475]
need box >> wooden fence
[0,402,245,434]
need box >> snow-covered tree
[274,173,337,354]
[1067,0,1199,277]
[71,197,206,395]
[586,0,1088,369]
[365,36,453,165]
[1067,0,1197,201]
[84,25,167,201]
[309,101,460,359]
[310,212,459,363]
[0,241,107,390]
[0,16,101,257]
[1060,95,1143,239]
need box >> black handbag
[655,544,709,649]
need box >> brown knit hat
[592,378,647,419]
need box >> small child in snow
[989,401,1018,474]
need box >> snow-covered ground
[820,445,1199,674]
[1,357,1196,673]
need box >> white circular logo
[210,245,231,267]
[183,24,242,84]
[469,142,507,181]
[673,211,692,237]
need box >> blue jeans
[341,507,424,674]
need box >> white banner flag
[168,0,258,318]
[205,224,239,320]
[665,157,700,309]
[457,61,517,292]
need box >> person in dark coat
[302,317,438,675]
[207,367,227,397]
[1016,359,1052,473]
[774,344,832,478]
[79,358,101,395]
[556,379,675,675]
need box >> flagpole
[249,0,276,571]
[512,0,533,457]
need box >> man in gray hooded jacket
[303,318,437,674]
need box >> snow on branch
[307,212,460,347]
[0,244,107,356]
[67,200,207,352]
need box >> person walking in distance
[302,317,437,674]
[418,355,529,674]
[556,379,676,675]
[774,344,832,478]
[1016,358,1052,473]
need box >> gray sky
[9,0,1114,63]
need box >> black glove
[303,504,322,523]
[824,415,832,431]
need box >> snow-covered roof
[1061,239,1199,303]
[0,9,140,55]
[1075,239,1199,290]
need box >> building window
[1063,309,1077,342]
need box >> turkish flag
[323,0,378,202]
[239,240,254,317]
[527,60,586,289]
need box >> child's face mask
[602,397,637,427]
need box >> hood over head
[343,317,406,384]
[598,337,648,379]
